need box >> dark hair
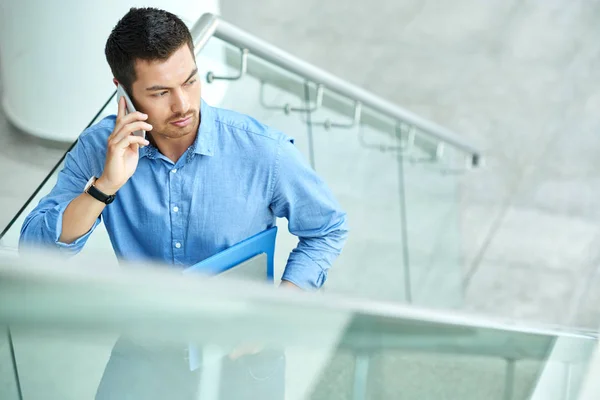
[105,7,194,94]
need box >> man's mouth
[170,115,193,128]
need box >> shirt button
[173,206,179,213]
[171,169,178,173]
[175,242,182,249]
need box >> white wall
[0,0,220,142]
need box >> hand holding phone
[94,86,152,195]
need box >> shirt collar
[194,99,215,157]
[140,99,216,160]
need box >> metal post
[197,345,224,400]
[353,353,370,400]
[563,364,573,400]
[504,358,516,400]
[397,142,412,303]
[304,82,316,170]
[6,327,24,400]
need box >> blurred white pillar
[0,0,222,142]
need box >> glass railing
[199,36,417,303]
[401,140,465,307]
[0,93,120,264]
[0,14,481,308]
[0,253,596,400]
[577,346,600,400]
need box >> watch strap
[86,182,116,204]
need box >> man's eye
[186,79,197,86]
[153,91,168,97]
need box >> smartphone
[116,84,146,139]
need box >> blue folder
[183,226,278,371]
[183,226,277,279]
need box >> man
[19,7,348,400]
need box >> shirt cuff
[281,251,328,291]
[49,201,100,253]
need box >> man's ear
[112,78,119,87]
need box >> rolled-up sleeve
[19,136,101,255]
[269,137,349,290]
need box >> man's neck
[149,117,201,163]
[153,134,196,163]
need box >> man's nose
[171,89,190,115]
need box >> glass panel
[312,351,540,400]
[0,257,596,400]
[196,36,313,284]
[573,345,600,400]
[402,138,464,308]
[0,96,117,260]
[4,314,596,400]
[530,335,598,400]
[8,327,114,399]
[306,92,410,302]
[195,38,467,308]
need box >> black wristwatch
[84,177,116,205]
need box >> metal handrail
[191,13,483,167]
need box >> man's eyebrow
[145,68,199,91]
[184,68,199,83]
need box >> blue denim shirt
[20,100,348,290]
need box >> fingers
[110,121,153,145]
[117,96,126,120]
[112,135,150,151]
[111,111,149,140]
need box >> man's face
[130,44,201,140]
